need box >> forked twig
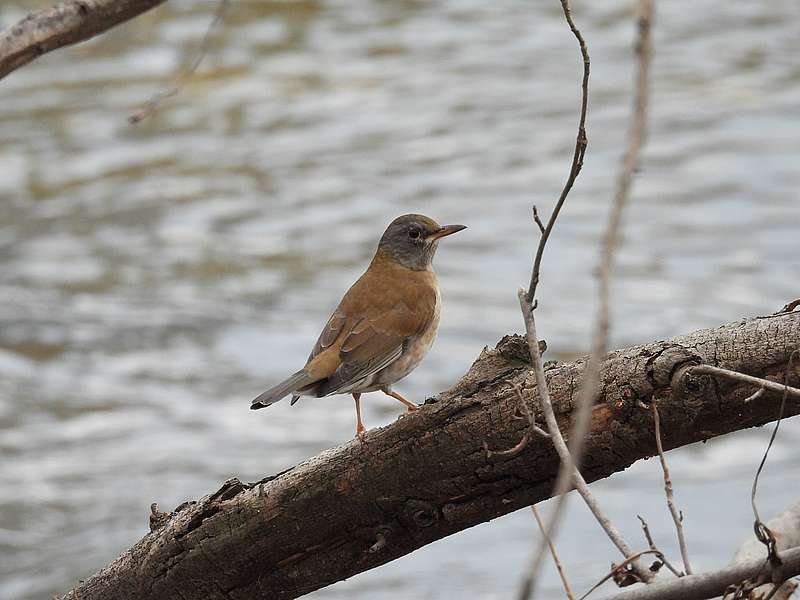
[526,0,590,304]
[520,0,656,593]
[516,1,592,595]
[517,294,650,599]
[579,550,665,600]
[652,404,692,575]
[637,515,682,577]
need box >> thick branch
[61,312,800,600]
[0,0,168,81]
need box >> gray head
[376,214,466,270]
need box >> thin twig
[687,365,800,402]
[579,550,665,600]
[637,515,682,577]
[129,0,230,123]
[522,0,656,592]
[526,0,590,303]
[516,295,650,599]
[516,1,591,595]
[532,206,546,234]
[749,351,799,587]
[532,506,576,600]
[652,404,692,575]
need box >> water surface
[0,1,799,598]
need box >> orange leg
[353,393,366,438]
[381,388,418,413]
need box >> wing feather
[303,260,438,396]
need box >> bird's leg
[353,393,366,438]
[381,387,418,413]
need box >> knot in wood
[647,345,701,388]
[405,499,438,528]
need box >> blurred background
[1,0,798,598]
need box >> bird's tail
[251,369,314,409]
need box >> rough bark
[0,0,168,81]
[61,311,800,600]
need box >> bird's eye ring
[409,228,421,240]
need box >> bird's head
[377,214,466,270]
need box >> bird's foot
[398,405,419,419]
[356,424,367,438]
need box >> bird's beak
[426,224,467,241]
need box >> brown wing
[305,258,438,396]
[306,310,349,363]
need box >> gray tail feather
[251,370,313,409]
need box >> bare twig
[129,0,230,123]
[526,0,590,303]
[532,506,576,600]
[517,294,651,599]
[579,550,666,600]
[749,351,799,589]
[516,1,592,595]
[0,0,169,81]
[652,404,692,575]
[598,547,800,600]
[532,206,546,235]
[637,515,682,577]
[521,0,656,593]
[686,364,800,402]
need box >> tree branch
[59,311,800,600]
[685,364,800,401]
[526,0,656,588]
[598,547,800,600]
[0,0,168,81]
[517,294,649,598]
[526,0,590,303]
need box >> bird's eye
[408,228,421,240]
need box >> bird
[250,214,466,438]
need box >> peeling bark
[60,311,800,600]
[0,0,168,81]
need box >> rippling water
[1,1,799,598]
